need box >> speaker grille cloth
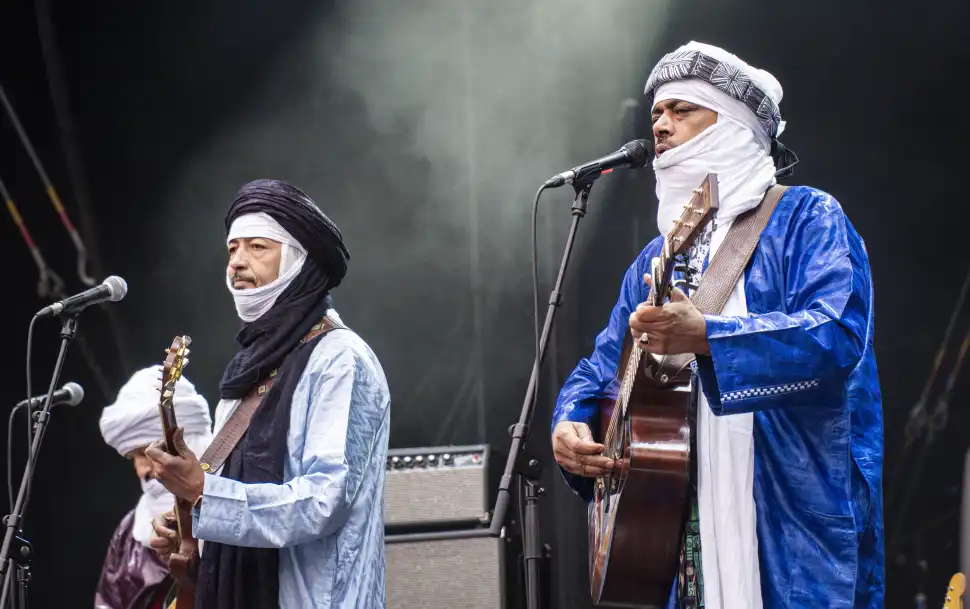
[386,536,501,609]
[384,467,486,525]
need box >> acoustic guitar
[157,335,198,609]
[944,572,966,609]
[589,174,718,607]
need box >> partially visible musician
[95,367,212,609]
[551,41,884,608]
[145,179,391,609]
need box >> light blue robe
[552,186,884,608]
[193,318,391,609]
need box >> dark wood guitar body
[589,334,692,607]
[587,174,718,607]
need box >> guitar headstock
[650,173,720,305]
[158,335,192,454]
[665,173,719,257]
[944,573,966,609]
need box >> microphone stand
[0,313,79,609]
[489,177,596,609]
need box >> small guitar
[944,572,966,609]
[589,174,718,607]
[157,335,197,609]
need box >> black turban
[225,179,350,287]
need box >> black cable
[528,184,549,431]
[516,183,547,548]
[19,315,38,526]
[24,315,36,462]
[6,405,24,515]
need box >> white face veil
[652,78,778,237]
[226,212,307,322]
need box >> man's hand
[150,510,179,563]
[630,273,710,356]
[145,427,205,503]
[552,421,613,478]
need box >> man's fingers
[631,306,665,327]
[152,517,177,539]
[556,456,613,478]
[668,286,688,302]
[563,433,605,455]
[583,454,614,469]
[173,427,188,456]
[145,445,174,469]
[149,534,175,550]
[571,423,595,442]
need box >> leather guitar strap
[690,184,789,315]
[197,316,346,474]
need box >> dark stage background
[1,1,968,607]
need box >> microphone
[36,275,127,317]
[544,139,653,188]
[17,382,84,409]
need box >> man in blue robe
[551,42,884,608]
[146,179,391,609]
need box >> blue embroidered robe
[552,186,884,608]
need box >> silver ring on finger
[639,332,649,345]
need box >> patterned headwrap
[644,41,784,139]
[644,41,797,176]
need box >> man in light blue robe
[146,179,390,609]
[551,42,884,608]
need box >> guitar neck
[159,399,180,456]
[649,243,676,307]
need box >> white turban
[226,212,307,322]
[99,366,213,458]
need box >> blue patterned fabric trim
[643,49,781,138]
[721,379,820,404]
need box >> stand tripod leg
[1,561,12,609]
[14,563,27,609]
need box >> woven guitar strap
[659,184,789,381]
[197,315,346,475]
[690,184,788,315]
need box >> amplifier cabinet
[384,444,489,528]
[385,529,508,609]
